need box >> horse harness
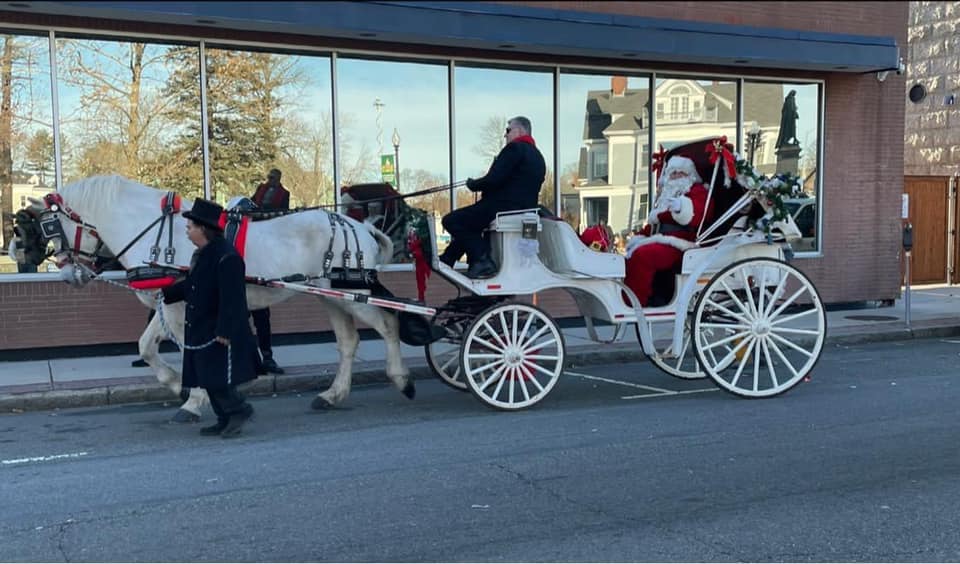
[37,193,108,267]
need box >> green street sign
[381,154,396,186]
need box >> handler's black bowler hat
[183,198,224,231]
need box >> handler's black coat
[162,237,260,390]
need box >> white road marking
[565,370,674,393]
[621,388,720,400]
[2,452,89,466]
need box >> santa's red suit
[624,156,714,306]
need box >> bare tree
[0,36,14,245]
[472,114,507,167]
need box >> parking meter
[902,223,913,252]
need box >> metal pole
[905,249,912,329]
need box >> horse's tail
[366,223,395,265]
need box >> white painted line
[565,371,674,394]
[621,388,719,400]
[2,452,89,466]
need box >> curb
[2,323,959,414]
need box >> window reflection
[1,33,55,274]
[743,81,820,252]
[205,47,333,208]
[454,64,554,216]
[56,37,203,199]
[336,56,449,262]
[559,72,651,254]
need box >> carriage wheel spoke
[740,269,759,318]
[719,280,754,321]
[714,334,753,375]
[477,363,507,391]
[702,329,751,351]
[756,266,767,315]
[473,335,505,354]
[705,298,752,325]
[498,312,512,345]
[525,354,560,361]
[482,321,509,350]
[729,337,756,389]
[700,322,751,331]
[768,285,807,319]
[770,307,820,326]
[763,274,789,317]
[752,335,762,392]
[520,325,552,350]
[472,359,505,374]
[440,353,459,373]
[767,336,800,380]
[770,327,821,336]
[508,367,516,404]
[761,337,779,389]
[518,313,535,348]
[516,364,533,401]
[768,331,814,358]
[511,310,519,347]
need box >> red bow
[651,144,667,183]
[706,136,736,181]
[407,229,430,302]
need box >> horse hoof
[402,381,416,400]
[311,396,333,410]
[170,409,200,424]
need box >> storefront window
[204,46,333,207]
[558,71,651,252]
[743,81,821,252]
[0,33,55,275]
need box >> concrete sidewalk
[3,285,960,412]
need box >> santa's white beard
[653,176,695,210]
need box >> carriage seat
[538,218,624,279]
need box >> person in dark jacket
[248,168,289,375]
[439,116,546,279]
[163,198,260,438]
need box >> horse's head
[19,193,114,286]
[8,205,51,269]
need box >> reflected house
[0,172,52,273]
[573,77,782,232]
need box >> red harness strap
[218,212,251,258]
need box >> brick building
[0,2,905,352]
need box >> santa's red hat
[663,136,735,190]
[579,224,611,252]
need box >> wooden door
[904,176,950,284]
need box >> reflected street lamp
[747,121,763,167]
[392,128,401,191]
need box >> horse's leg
[144,300,207,423]
[351,304,414,400]
[312,304,359,410]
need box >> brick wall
[904,1,960,176]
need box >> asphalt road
[2,337,960,562]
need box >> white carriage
[423,137,826,411]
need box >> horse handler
[162,198,262,438]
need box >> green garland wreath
[732,156,810,233]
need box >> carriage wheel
[425,339,468,392]
[636,318,706,380]
[460,302,565,411]
[692,258,826,398]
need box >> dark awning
[8,1,901,73]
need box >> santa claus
[623,155,714,306]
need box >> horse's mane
[60,175,162,217]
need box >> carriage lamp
[747,121,763,166]
[392,128,401,191]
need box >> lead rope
[74,261,231,384]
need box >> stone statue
[775,90,799,149]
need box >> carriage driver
[623,155,714,306]
[439,116,546,279]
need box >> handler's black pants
[207,386,251,422]
[440,201,497,266]
[250,308,273,357]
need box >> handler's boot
[262,354,285,375]
[466,255,497,279]
[200,419,228,436]
[220,405,254,439]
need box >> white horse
[16,175,413,421]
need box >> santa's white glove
[662,197,683,213]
